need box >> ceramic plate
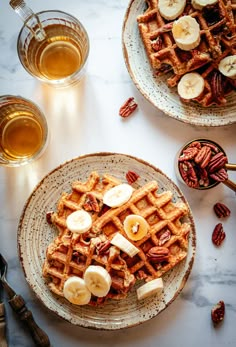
[18,153,196,330]
[122,0,236,127]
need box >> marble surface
[0,0,236,346]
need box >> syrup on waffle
[43,172,191,305]
[137,0,236,106]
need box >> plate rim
[122,0,236,127]
[17,152,196,330]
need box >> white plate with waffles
[18,153,196,330]
[122,0,236,127]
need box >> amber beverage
[17,10,90,87]
[0,96,48,166]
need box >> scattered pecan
[83,193,100,212]
[214,202,231,218]
[126,170,140,184]
[179,161,198,188]
[46,211,54,224]
[119,97,138,118]
[159,229,171,246]
[147,246,169,262]
[194,146,212,168]
[212,223,226,246]
[211,300,225,325]
[211,71,224,100]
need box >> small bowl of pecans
[175,138,236,191]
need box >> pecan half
[207,152,228,173]
[126,170,140,184]
[210,168,228,182]
[213,202,231,218]
[179,161,198,188]
[159,229,171,246]
[83,193,100,212]
[178,146,199,162]
[95,240,111,255]
[211,301,225,325]
[194,146,212,168]
[151,36,162,51]
[212,223,226,246]
[46,211,54,224]
[147,246,169,262]
[119,97,138,118]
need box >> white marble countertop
[0,0,236,346]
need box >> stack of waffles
[43,171,191,306]
[137,0,236,106]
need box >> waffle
[43,172,191,306]
[137,0,236,106]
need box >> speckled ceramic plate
[18,153,196,330]
[122,0,236,127]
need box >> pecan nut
[211,300,225,325]
[179,161,198,188]
[147,246,169,262]
[83,193,100,212]
[151,36,162,51]
[212,223,226,246]
[46,211,54,224]
[194,145,212,168]
[159,230,171,246]
[207,152,228,173]
[95,240,111,255]
[213,202,231,218]
[178,146,199,162]
[126,170,140,184]
[210,168,228,182]
[119,97,138,118]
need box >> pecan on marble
[213,202,231,218]
[211,300,225,325]
[83,193,100,212]
[212,223,226,246]
[194,145,212,168]
[207,152,228,173]
[126,170,140,184]
[119,97,138,118]
[147,246,169,262]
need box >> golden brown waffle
[137,0,236,106]
[43,172,191,305]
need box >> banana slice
[218,55,236,79]
[110,232,140,257]
[63,276,91,305]
[172,15,200,51]
[177,72,205,99]
[137,278,164,300]
[66,209,92,234]
[192,0,218,11]
[83,265,112,297]
[103,183,133,208]
[123,214,149,241]
[158,0,186,20]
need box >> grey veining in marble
[0,0,236,346]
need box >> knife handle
[0,303,8,347]
[8,295,50,347]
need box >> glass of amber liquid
[16,9,90,87]
[0,95,48,167]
